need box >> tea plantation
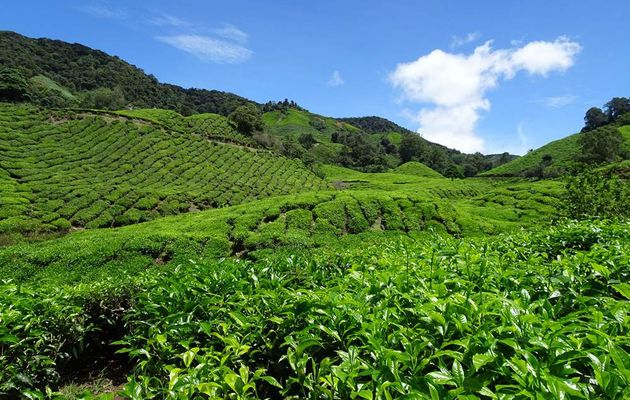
[0,104,328,239]
[1,220,628,399]
[0,104,628,400]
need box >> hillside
[483,125,630,177]
[395,161,444,177]
[0,103,328,239]
[0,31,253,115]
[0,31,523,177]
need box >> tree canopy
[228,104,264,135]
[579,125,623,164]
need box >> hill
[263,107,517,175]
[395,161,444,177]
[483,125,630,177]
[0,31,523,177]
[0,31,253,115]
[0,103,328,240]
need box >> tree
[228,104,263,135]
[498,152,511,165]
[380,137,398,155]
[80,87,126,110]
[562,167,630,219]
[604,97,630,122]
[0,67,30,102]
[582,107,608,132]
[399,134,426,163]
[579,125,623,164]
[298,133,317,149]
[444,164,464,180]
[462,163,478,177]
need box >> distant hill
[483,125,630,177]
[0,31,254,115]
[0,30,519,176]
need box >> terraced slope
[115,108,257,146]
[0,177,563,284]
[483,125,630,176]
[0,104,328,236]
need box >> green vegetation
[0,103,327,239]
[0,31,254,115]
[1,220,628,398]
[562,162,630,219]
[579,126,624,164]
[483,127,630,177]
[486,98,630,178]
[395,161,443,178]
[115,108,256,145]
[229,104,264,136]
[1,31,629,399]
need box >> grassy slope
[482,133,581,176]
[483,125,630,176]
[0,104,328,236]
[263,108,351,163]
[395,161,443,178]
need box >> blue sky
[3,0,629,154]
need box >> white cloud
[149,14,191,28]
[327,70,344,87]
[213,24,248,44]
[157,34,253,64]
[78,3,126,19]
[389,36,581,153]
[451,32,481,48]
[511,37,581,76]
[541,94,577,108]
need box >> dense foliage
[1,220,628,398]
[229,104,265,136]
[1,31,629,400]
[338,116,515,176]
[579,126,624,164]
[0,31,254,115]
[0,67,31,102]
[562,164,630,219]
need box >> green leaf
[452,360,465,386]
[612,283,630,300]
[296,337,320,355]
[472,353,495,371]
[261,375,283,388]
[352,389,373,399]
[156,334,166,345]
[428,382,440,400]
[428,370,453,385]
[224,373,239,392]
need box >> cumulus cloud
[157,35,253,64]
[327,70,344,87]
[451,32,481,48]
[389,36,581,153]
